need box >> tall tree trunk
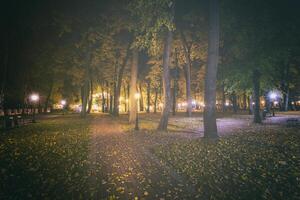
[232,91,237,113]
[243,91,247,111]
[109,86,113,114]
[154,89,158,114]
[172,80,177,115]
[221,82,226,112]
[157,28,173,131]
[180,31,192,117]
[283,64,290,111]
[101,86,106,113]
[113,47,131,116]
[129,49,138,123]
[253,69,261,123]
[87,80,93,114]
[146,81,150,113]
[81,79,89,117]
[139,83,144,111]
[44,79,54,113]
[203,0,219,138]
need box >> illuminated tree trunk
[253,69,261,123]
[87,80,93,114]
[157,29,173,131]
[221,82,226,112]
[129,49,138,123]
[203,0,219,138]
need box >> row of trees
[1,0,299,137]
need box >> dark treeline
[1,0,300,136]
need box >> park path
[87,115,197,200]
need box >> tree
[203,0,219,138]
[129,49,139,123]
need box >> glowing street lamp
[268,91,278,116]
[61,100,67,114]
[29,93,39,123]
[135,93,140,131]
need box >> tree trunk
[243,91,247,111]
[109,86,113,114]
[139,83,144,111]
[203,0,219,138]
[87,80,93,114]
[44,79,54,113]
[101,86,106,113]
[129,49,138,123]
[113,47,130,116]
[81,79,89,118]
[157,29,173,131]
[221,82,226,112]
[172,77,178,115]
[146,81,150,113]
[253,69,261,123]
[154,89,158,114]
[180,31,192,117]
[232,91,237,113]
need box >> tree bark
[221,82,226,112]
[180,31,192,117]
[81,79,90,117]
[146,81,150,113]
[203,0,219,138]
[253,69,261,123]
[139,83,144,111]
[154,88,158,114]
[129,49,138,123]
[232,91,237,113]
[157,30,173,131]
[87,80,93,114]
[113,46,131,116]
[44,79,54,113]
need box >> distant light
[269,91,278,100]
[252,102,255,105]
[125,99,129,103]
[135,93,140,99]
[274,101,278,105]
[291,102,294,105]
[192,100,196,105]
[61,100,66,106]
[225,102,230,106]
[30,94,39,102]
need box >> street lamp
[61,100,67,114]
[134,93,140,131]
[269,91,278,116]
[29,93,39,123]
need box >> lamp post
[134,93,140,131]
[30,94,39,123]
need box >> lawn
[0,116,91,199]
[1,114,300,199]
[154,127,300,199]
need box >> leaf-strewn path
[86,115,197,200]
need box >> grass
[1,113,300,199]
[0,115,91,199]
[154,127,300,199]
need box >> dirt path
[87,116,197,200]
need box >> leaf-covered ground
[0,115,91,199]
[1,113,300,199]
